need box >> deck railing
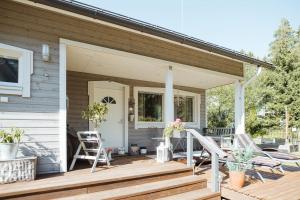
[186,129,220,193]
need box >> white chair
[69,131,110,173]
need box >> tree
[207,85,234,128]
[259,19,300,129]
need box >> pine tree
[259,19,299,129]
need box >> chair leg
[91,147,103,173]
[278,165,285,174]
[296,162,300,168]
[69,144,82,171]
[256,171,265,183]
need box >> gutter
[27,0,274,69]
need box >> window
[0,57,18,83]
[138,92,163,122]
[101,96,116,104]
[0,43,33,97]
[134,87,200,129]
[174,96,194,122]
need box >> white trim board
[59,40,67,172]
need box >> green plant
[163,118,185,138]
[0,128,24,143]
[226,147,253,172]
[82,102,108,128]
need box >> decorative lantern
[156,142,169,163]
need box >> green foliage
[0,128,24,143]
[226,147,253,172]
[207,85,234,128]
[259,19,300,129]
[82,102,108,128]
[207,19,300,137]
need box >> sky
[78,0,300,59]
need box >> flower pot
[229,171,245,189]
[0,143,19,160]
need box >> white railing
[186,129,220,193]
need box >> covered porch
[64,38,245,157]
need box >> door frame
[88,81,129,152]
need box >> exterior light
[42,44,50,62]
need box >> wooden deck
[2,155,299,199]
[0,156,189,198]
[196,163,300,200]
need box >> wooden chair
[69,131,110,173]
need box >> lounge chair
[188,129,282,182]
[235,133,300,170]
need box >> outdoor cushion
[266,151,300,160]
[251,156,281,168]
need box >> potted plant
[163,118,185,160]
[82,102,108,132]
[226,147,253,189]
[0,128,24,160]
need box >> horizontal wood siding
[1,0,243,77]
[67,71,206,151]
[0,112,60,174]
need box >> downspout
[244,66,262,87]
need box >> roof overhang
[17,0,274,69]
[64,39,242,89]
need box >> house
[0,0,273,175]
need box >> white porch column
[234,80,245,135]
[165,66,174,148]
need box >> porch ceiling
[66,44,242,89]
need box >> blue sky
[79,0,300,58]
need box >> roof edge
[28,0,274,69]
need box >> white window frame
[0,43,33,97]
[134,87,200,129]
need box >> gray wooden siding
[0,113,60,174]
[67,71,206,152]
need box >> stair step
[157,188,221,200]
[55,176,207,200]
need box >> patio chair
[69,131,110,173]
[235,133,300,170]
[189,129,282,182]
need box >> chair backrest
[235,133,261,153]
[77,131,102,147]
[205,136,228,158]
[186,129,227,158]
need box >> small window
[0,57,19,83]
[0,43,33,97]
[138,92,163,122]
[174,96,194,122]
[101,96,116,104]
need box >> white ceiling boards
[66,40,241,89]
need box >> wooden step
[157,188,221,200]
[55,176,207,200]
[3,167,192,200]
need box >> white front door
[89,82,125,149]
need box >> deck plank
[0,156,191,198]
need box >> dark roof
[30,0,274,68]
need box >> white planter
[0,143,19,160]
